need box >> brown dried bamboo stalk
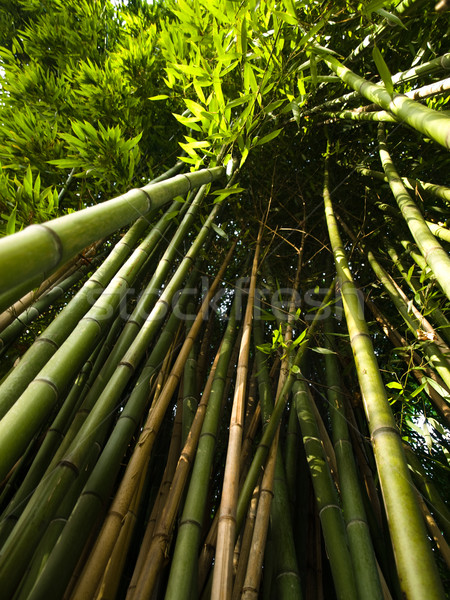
[231,481,260,600]
[70,241,236,599]
[241,430,279,600]
[125,394,183,599]
[94,465,147,600]
[129,346,221,600]
[211,229,262,600]
[197,331,245,592]
[196,404,261,595]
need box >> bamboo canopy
[0,1,449,599]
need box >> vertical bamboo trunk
[211,228,262,600]
[294,376,358,600]
[324,319,384,600]
[241,431,279,600]
[323,150,445,600]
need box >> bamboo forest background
[0,0,449,598]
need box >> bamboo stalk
[366,297,450,426]
[378,126,450,299]
[0,255,99,354]
[383,238,450,345]
[165,300,240,600]
[323,109,397,122]
[426,221,450,244]
[0,215,149,419]
[0,200,185,484]
[68,241,236,600]
[415,489,450,569]
[0,166,224,306]
[45,189,202,463]
[323,54,450,149]
[357,165,450,204]
[403,444,450,540]
[241,431,279,600]
[294,376,358,600]
[231,481,260,600]
[211,229,261,600]
[128,344,221,600]
[323,150,445,600]
[305,52,450,116]
[0,242,100,334]
[324,319,384,600]
[24,272,199,600]
[126,392,183,599]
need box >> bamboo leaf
[375,8,408,30]
[211,222,228,239]
[310,346,336,355]
[254,128,282,146]
[372,45,394,96]
[149,95,170,101]
[386,381,403,390]
[6,205,17,235]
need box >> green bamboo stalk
[12,440,102,600]
[322,54,450,149]
[378,126,450,298]
[0,314,124,545]
[0,205,225,595]
[42,188,200,464]
[323,151,445,600]
[324,319,384,600]
[356,167,450,204]
[323,109,397,122]
[304,52,450,116]
[0,215,148,419]
[403,444,450,540]
[293,376,358,600]
[426,221,450,244]
[0,243,99,334]
[0,256,98,354]
[24,270,200,600]
[0,166,224,307]
[182,300,199,445]
[343,77,450,114]
[383,238,450,344]
[0,201,184,483]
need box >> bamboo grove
[0,0,449,598]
